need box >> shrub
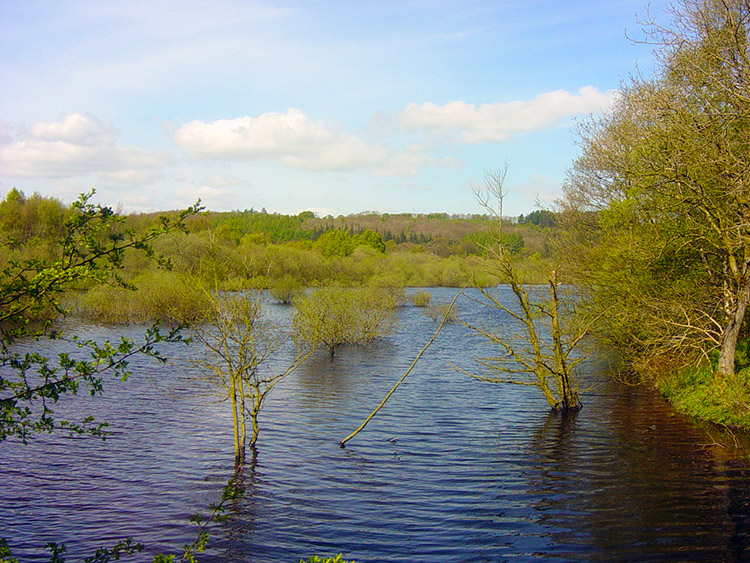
[426,302,460,323]
[75,271,210,323]
[411,291,432,307]
[293,286,399,357]
[270,275,303,304]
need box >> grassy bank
[659,366,750,430]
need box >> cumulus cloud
[0,113,170,180]
[174,108,452,176]
[395,86,616,143]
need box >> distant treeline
[194,205,552,259]
[0,188,559,322]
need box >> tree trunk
[717,278,750,378]
[237,375,247,465]
[548,275,581,411]
[231,382,243,465]
[248,386,261,448]
[248,410,259,447]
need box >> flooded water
[2,287,750,562]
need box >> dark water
[2,287,750,562]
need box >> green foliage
[80,538,144,562]
[0,538,19,563]
[354,229,385,253]
[298,555,354,563]
[0,189,66,245]
[210,209,314,243]
[561,0,750,381]
[500,232,524,254]
[518,209,556,228]
[74,270,211,324]
[660,366,750,428]
[316,229,355,257]
[270,275,304,304]
[462,230,525,256]
[734,338,750,371]
[426,302,460,323]
[410,291,432,307]
[293,287,399,357]
[0,191,201,443]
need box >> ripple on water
[2,289,750,562]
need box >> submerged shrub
[426,302,460,323]
[411,291,432,307]
[75,271,210,323]
[292,286,399,357]
[270,275,303,304]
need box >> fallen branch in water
[339,287,464,447]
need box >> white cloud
[173,108,453,176]
[0,113,170,179]
[395,86,616,143]
[101,169,161,184]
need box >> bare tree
[455,168,590,411]
[189,292,309,464]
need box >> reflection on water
[1,288,750,562]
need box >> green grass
[659,366,750,428]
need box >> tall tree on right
[563,0,750,378]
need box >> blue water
[2,288,749,562]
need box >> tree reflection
[517,388,750,560]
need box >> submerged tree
[189,292,308,464]
[456,169,589,411]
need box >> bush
[426,302,460,323]
[270,275,303,304]
[74,271,211,323]
[293,286,399,357]
[411,291,432,307]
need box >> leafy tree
[316,229,355,257]
[563,0,750,378]
[354,229,386,253]
[518,209,556,228]
[292,287,399,358]
[269,274,304,304]
[0,189,66,244]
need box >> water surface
[2,287,749,562]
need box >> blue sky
[0,0,670,216]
